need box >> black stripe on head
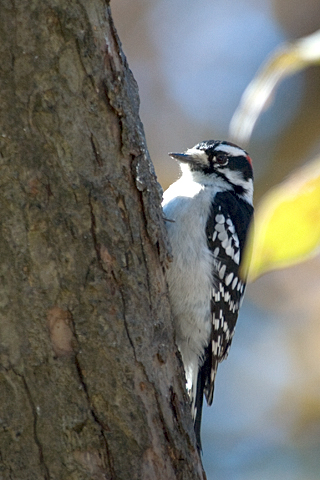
[222,156,253,181]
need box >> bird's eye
[215,154,228,165]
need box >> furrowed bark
[0,2,205,479]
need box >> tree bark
[0,1,204,479]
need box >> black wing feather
[193,192,253,448]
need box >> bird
[162,140,254,450]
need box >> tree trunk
[0,1,205,479]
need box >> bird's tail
[193,364,206,452]
[194,351,217,451]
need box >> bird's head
[169,140,253,204]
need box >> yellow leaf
[244,156,320,281]
[230,29,320,145]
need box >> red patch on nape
[246,155,252,167]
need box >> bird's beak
[168,152,195,164]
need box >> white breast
[162,175,221,395]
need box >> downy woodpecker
[162,140,254,450]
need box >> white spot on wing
[219,265,226,279]
[213,247,220,257]
[212,341,218,355]
[225,246,235,258]
[228,223,236,234]
[215,214,225,224]
[218,231,228,242]
[215,223,226,233]
[225,272,234,286]
[221,237,229,249]
[234,250,240,264]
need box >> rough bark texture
[0,2,205,479]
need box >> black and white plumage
[162,140,254,450]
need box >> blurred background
[112,1,320,478]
